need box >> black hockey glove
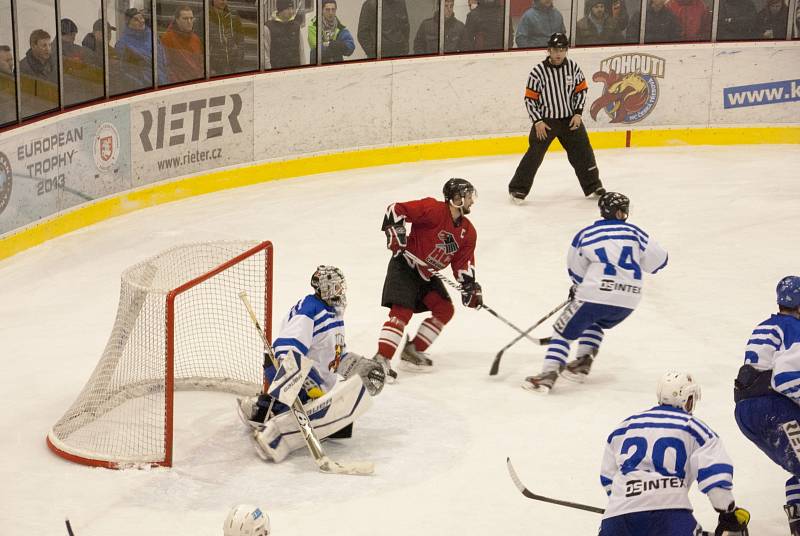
[384,224,407,256]
[568,284,577,301]
[461,281,483,309]
[715,504,750,536]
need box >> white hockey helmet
[656,371,701,413]
[223,504,270,536]
[311,265,347,308]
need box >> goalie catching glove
[715,504,750,536]
[460,281,483,308]
[337,352,386,396]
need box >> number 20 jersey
[568,218,668,310]
[600,405,735,519]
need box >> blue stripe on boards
[698,464,733,482]
[607,422,707,446]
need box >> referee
[508,32,604,203]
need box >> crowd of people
[1,0,798,125]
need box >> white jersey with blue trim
[568,219,668,309]
[272,294,347,392]
[600,405,735,519]
[743,313,800,404]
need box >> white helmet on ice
[223,504,270,536]
[656,371,701,414]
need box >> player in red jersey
[373,178,482,381]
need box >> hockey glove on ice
[461,281,483,309]
[384,224,407,256]
[715,504,750,536]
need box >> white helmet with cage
[310,265,347,308]
[223,504,270,536]
[656,371,701,414]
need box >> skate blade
[560,370,587,384]
[399,360,434,373]
[521,380,552,394]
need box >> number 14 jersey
[568,219,668,310]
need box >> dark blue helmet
[598,191,630,220]
[777,276,800,309]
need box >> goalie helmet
[598,191,630,220]
[223,504,270,536]
[657,371,701,414]
[311,265,347,308]
[777,275,800,309]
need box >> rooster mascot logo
[590,54,665,124]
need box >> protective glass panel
[208,0,258,76]
[60,1,105,107]
[575,0,642,44]
[304,0,360,63]
[18,0,59,119]
[354,0,378,57]
[795,3,800,37]
[629,0,711,42]
[748,0,790,40]
[716,0,763,40]
[157,1,206,85]
[456,0,508,51]
[108,3,157,96]
[263,0,311,69]
[359,0,413,58]
[511,0,569,49]
[411,0,469,53]
[405,0,436,56]
[0,0,16,126]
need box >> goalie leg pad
[252,377,372,463]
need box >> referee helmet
[547,32,569,48]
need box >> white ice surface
[1,145,799,535]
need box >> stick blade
[489,350,505,376]
[506,457,526,493]
[318,456,375,476]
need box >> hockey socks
[378,316,406,359]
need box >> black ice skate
[561,349,598,384]
[522,370,560,394]
[399,338,434,372]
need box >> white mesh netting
[47,241,271,467]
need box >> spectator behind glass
[265,0,305,69]
[469,0,479,10]
[576,0,614,44]
[757,0,788,39]
[668,0,712,40]
[115,8,166,93]
[82,19,117,64]
[19,29,58,117]
[209,0,245,75]
[60,18,101,106]
[516,0,566,48]
[628,0,682,42]
[464,0,513,50]
[309,0,355,64]
[357,0,410,58]
[604,0,630,42]
[414,0,467,53]
[717,0,759,40]
[0,45,15,124]
[161,5,204,84]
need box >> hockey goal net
[47,241,272,469]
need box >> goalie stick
[506,458,713,535]
[239,292,374,476]
[489,300,568,376]
[400,250,546,345]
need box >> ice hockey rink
[1,144,799,535]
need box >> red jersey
[384,197,478,284]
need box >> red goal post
[46,241,273,469]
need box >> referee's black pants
[508,118,602,199]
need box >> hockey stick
[239,292,374,476]
[401,250,547,345]
[489,300,568,376]
[506,458,714,535]
[65,519,75,536]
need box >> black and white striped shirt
[524,57,588,123]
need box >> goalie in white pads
[237,266,385,462]
[599,371,750,536]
